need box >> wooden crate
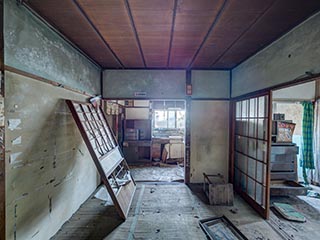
[203,173,234,206]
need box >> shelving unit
[123,119,152,163]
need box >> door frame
[230,91,272,219]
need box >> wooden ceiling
[26,0,320,69]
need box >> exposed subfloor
[129,163,184,182]
[51,183,320,240]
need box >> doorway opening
[271,80,320,211]
[102,99,186,182]
[231,79,320,220]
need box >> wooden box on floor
[203,173,234,206]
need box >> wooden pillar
[0,0,5,238]
[185,70,191,183]
[316,79,320,100]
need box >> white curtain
[312,99,320,184]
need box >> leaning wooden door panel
[66,100,136,219]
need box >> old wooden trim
[4,66,94,97]
[231,73,320,101]
[232,92,271,219]
[184,70,191,183]
[0,0,5,237]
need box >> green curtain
[301,101,315,183]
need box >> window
[154,110,185,129]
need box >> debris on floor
[307,190,320,199]
[93,185,113,206]
[230,208,238,214]
[203,173,234,206]
[53,183,320,240]
[129,163,184,182]
[199,216,248,240]
[273,202,306,222]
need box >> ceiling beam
[187,0,229,69]
[167,0,178,68]
[210,0,276,67]
[72,0,125,69]
[124,0,146,68]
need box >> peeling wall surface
[190,101,229,183]
[4,0,100,95]
[232,12,320,98]
[5,71,99,240]
[103,70,186,99]
[191,70,230,99]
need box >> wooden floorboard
[51,183,320,240]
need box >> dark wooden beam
[4,66,94,97]
[210,0,276,67]
[72,0,125,68]
[0,0,5,238]
[167,0,178,68]
[124,0,146,67]
[187,0,229,69]
[185,70,191,183]
[0,0,3,75]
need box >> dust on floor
[51,183,320,240]
[129,163,184,182]
[269,195,320,240]
[107,183,285,240]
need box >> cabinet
[151,138,170,160]
[124,119,151,140]
[123,119,152,163]
[270,144,299,181]
[123,140,151,163]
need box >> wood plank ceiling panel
[77,0,144,68]
[169,0,225,68]
[129,0,174,68]
[192,0,275,68]
[28,0,122,68]
[213,0,320,68]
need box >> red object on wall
[186,84,192,95]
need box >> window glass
[154,110,167,128]
[176,111,185,129]
[168,111,176,128]
[154,110,185,129]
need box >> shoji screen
[233,93,271,219]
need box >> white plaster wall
[103,70,186,99]
[126,108,150,119]
[191,70,230,99]
[273,81,316,100]
[4,0,101,95]
[190,101,229,183]
[232,12,320,97]
[5,72,99,240]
